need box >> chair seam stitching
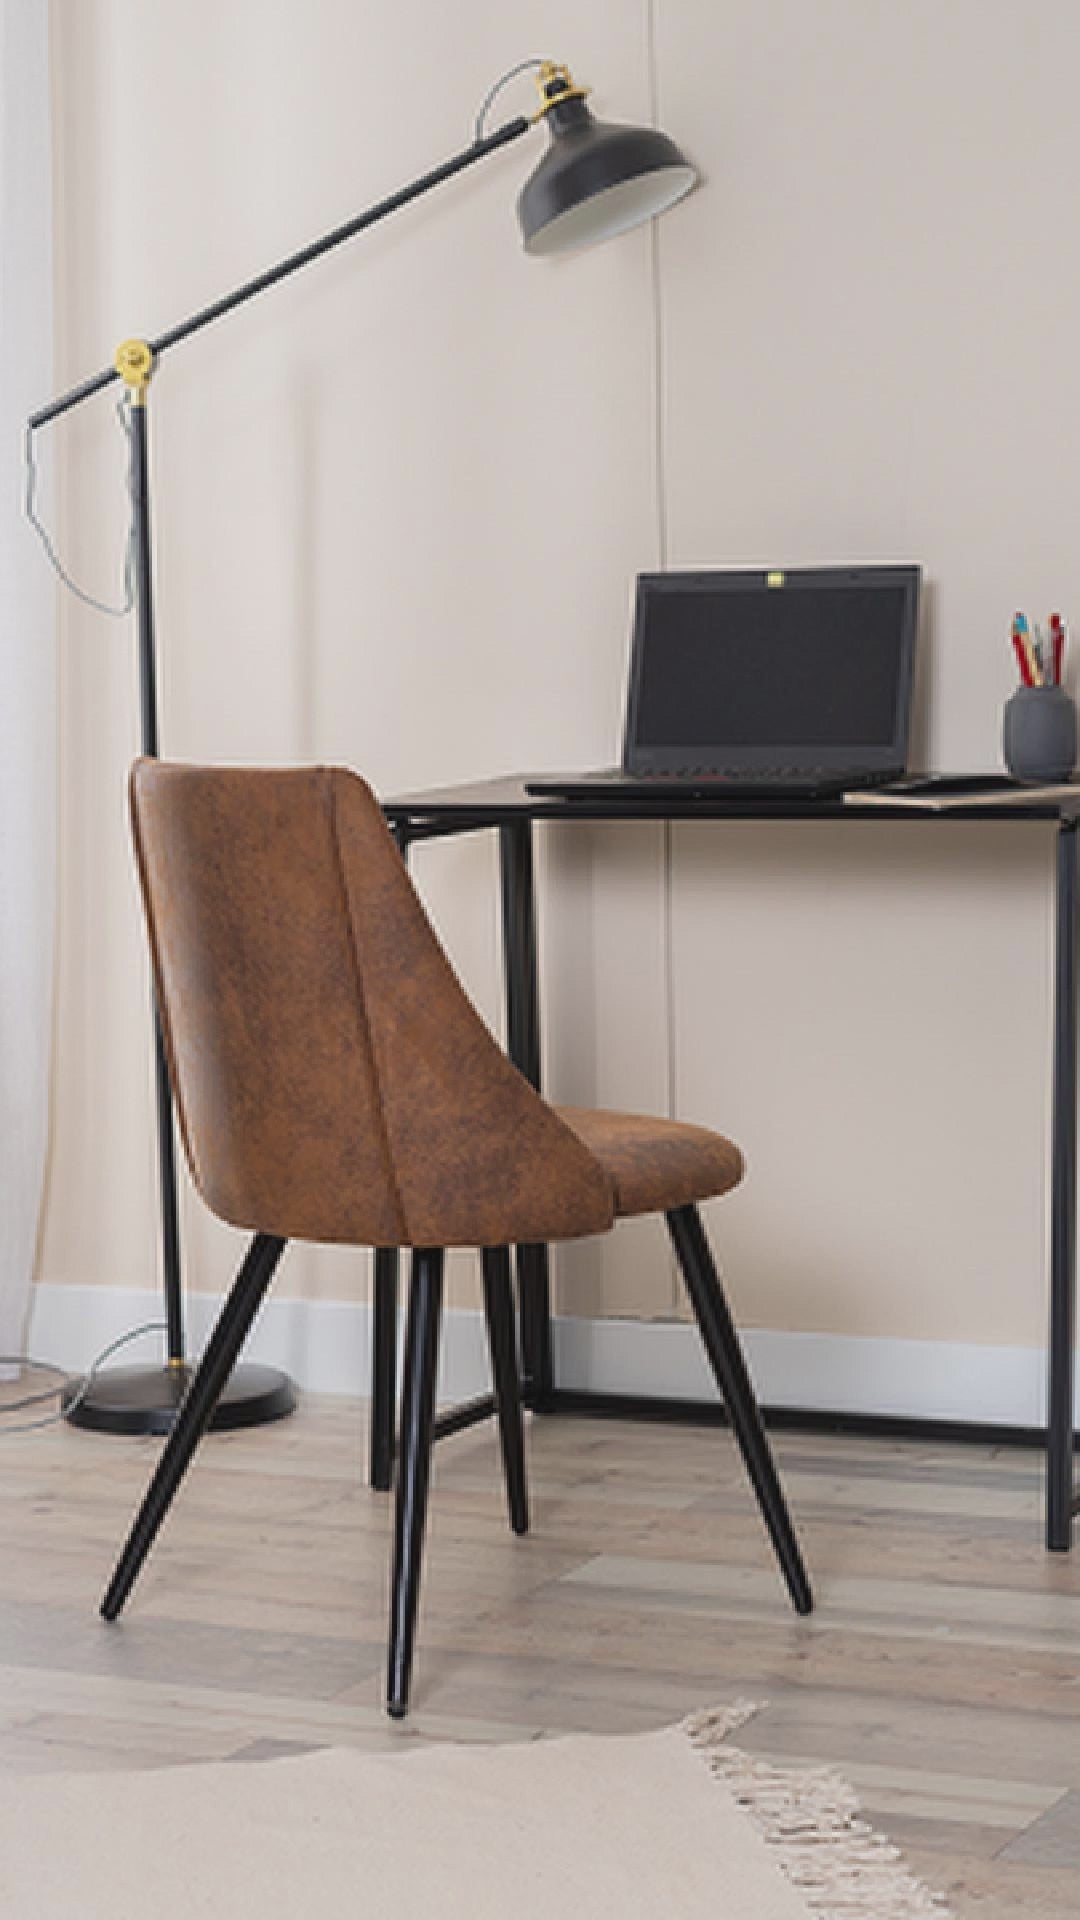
[323,769,412,1248]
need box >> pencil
[1012,628,1033,686]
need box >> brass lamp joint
[531,61,590,122]
[114,338,154,403]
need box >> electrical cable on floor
[0,1321,168,1436]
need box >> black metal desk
[379,774,1080,1552]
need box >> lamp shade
[517,78,696,257]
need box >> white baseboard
[552,1316,1061,1427]
[26,1281,1067,1428]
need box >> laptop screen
[623,567,920,774]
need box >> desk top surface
[382,772,1079,831]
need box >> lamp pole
[121,344,185,1372]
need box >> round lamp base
[61,1362,298,1436]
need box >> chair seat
[555,1106,744,1218]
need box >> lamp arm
[29,112,531,430]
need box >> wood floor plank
[1,1395,1078,1918]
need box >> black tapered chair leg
[370,1246,398,1492]
[387,1247,444,1718]
[481,1246,529,1535]
[101,1232,288,1623]
[666,1204,812,1616]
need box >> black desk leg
[1048,817,1079,1550]
[368,825,412,1492]
[498,819,553,1409]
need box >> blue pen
[1017,612,1042,685]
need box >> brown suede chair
[104,761,811,1716]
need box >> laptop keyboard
[643,766,813,779]
[632,766,895,786]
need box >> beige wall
[37,2,1080,1362]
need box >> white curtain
[0,0,55,1358]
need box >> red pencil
[1012,626,1033,686]
[1050,612,1065,686]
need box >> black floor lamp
[28,59,696,1436]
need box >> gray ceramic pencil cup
[1002,685,1077,783]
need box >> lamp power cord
[0,1321,168,1436]
[24,398,137,618]
[472,59,543,143]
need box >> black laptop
[527,565,921,800]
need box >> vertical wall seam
[646,0,682,1311]
[646,0,669,580]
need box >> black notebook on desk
[528,565,921,801]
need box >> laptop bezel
[620,566,921,776]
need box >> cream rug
[0,1704,951,1918]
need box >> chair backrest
[130,761,615,1248]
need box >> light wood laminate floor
[2,1394,1078,1916]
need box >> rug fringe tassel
[685,1706,954,1920]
